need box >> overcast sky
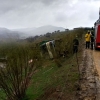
[0,0,100,29]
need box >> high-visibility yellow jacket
[85,33,91,42]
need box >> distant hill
[13,27,36,33]
[13,25,65,38]
[0,25,66,41]
[0,28,20,41]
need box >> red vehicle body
[94,9,100,49]
[94,23,100,49]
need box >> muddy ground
[77,48,100,100]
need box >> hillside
[0,27,20,41]
[0,25,65,41]
[13,25,65,38]
[0,28,86,100]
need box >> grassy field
[0,53,81,100]
[26,53,81,100]
[0,28,84,100]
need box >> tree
[65,29,69,31]
[45,32,51,37]
[0,48,35,100]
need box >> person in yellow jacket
[85,31,91,49]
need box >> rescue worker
[85,31,91,49]
[90,30,94,50]
[73,35,79,54]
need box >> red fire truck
[94,10,100,49]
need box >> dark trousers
[86,41,90,49]
[91,42,94,50]
[73,46,78,54]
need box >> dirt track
[78,49,100,100]
[93,49,100,100]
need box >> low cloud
[0,0,100,29]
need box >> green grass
[0,28,84,100]
[26,63,58,99]
[0,89,6,100]
[0,45,82,100]
[26,54,80,100]
[0,55,79,100]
